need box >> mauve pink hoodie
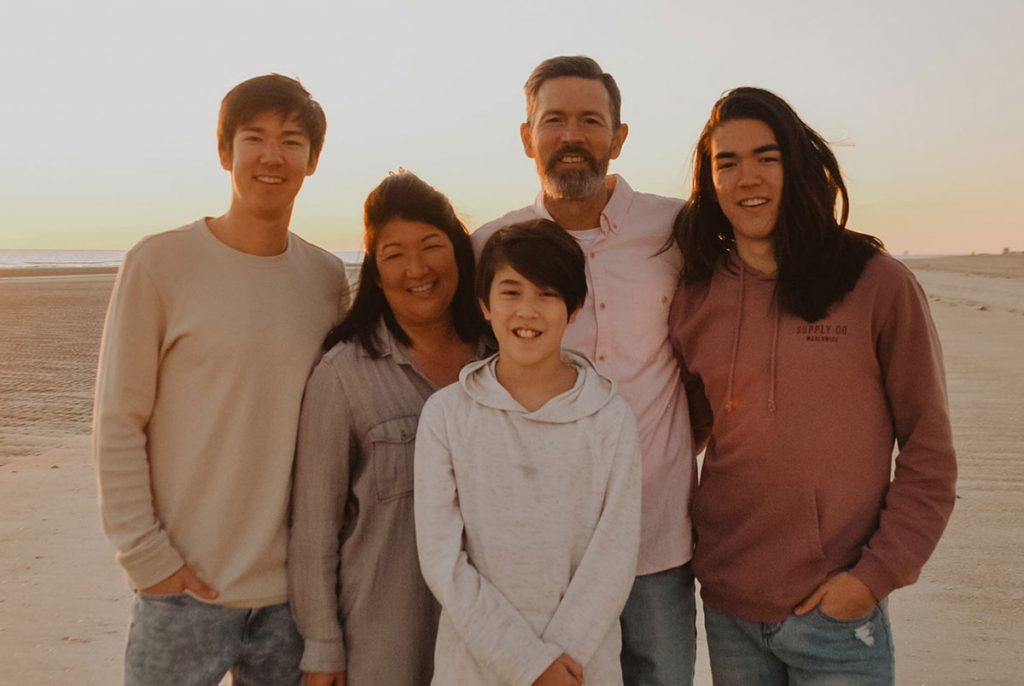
[669,250,956,622]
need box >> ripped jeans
[703,600,894,685]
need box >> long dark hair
[675,87,884,322]
[323,171,486,356]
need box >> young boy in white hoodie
[415,219,642,686]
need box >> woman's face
[374,218,460,330]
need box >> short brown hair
[524,55,622,129]
[217,74,327,162]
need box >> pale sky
[1,0,1021,255]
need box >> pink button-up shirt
[473,175,693,574]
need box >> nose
[559,119,585,144]
[515,295,540,318]
[737,160,762,187]
[405,250,429,278]
[259,139,285,164]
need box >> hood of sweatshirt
[458,350,617,423]
[721,251,781,414]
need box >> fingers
[557,653,584,682]
[304,672,343,686]
[182,565,219,600]
[793,580,828,615]
[817,572,877,619]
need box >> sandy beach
[1,255,1021,684]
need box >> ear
[218,144,233,172]
[568,307,579,325]
[305,151,319,176]
[478,297,492,322]
[609,122,629,161]
[520,122,536,160]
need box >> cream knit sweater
[93,220,348,606]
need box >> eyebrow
[713,143,781,160]
[540,108,607,120]
[378,231,445,251]
[237,124,308,138]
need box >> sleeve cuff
[120,543,185,591]
[849,554,899,604]
[299,638,347,674]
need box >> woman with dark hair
[669,88,956,684]
[288,171,488,686]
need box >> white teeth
[513,328,541,338]
[257,175,285,184]
[560,155,585,163]
[408,283,434,294]
[739,198,768,207]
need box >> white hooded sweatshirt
[415,351,641,686]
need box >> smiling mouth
[408,282,436,294]
[549,146,595,169]
[739,198,769,207]
[256,175,285,184]
[512,327,541,338]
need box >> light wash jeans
[619,563,697,686]
[124,593,303,686]
[704,600,894,685]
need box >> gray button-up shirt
[288,323,485,681]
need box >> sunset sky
[2,0,1021,255]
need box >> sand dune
[0,257,1021,684]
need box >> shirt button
[599,302,606,310]
[590,252,596,258]
[598,354,606,362]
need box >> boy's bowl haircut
[475,219,587,315]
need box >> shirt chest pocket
[367,415,419,502]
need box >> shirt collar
[531,174,635,235]
[361,318,491,364]
[358,320,410,362]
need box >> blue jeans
[704,601,894,685]
[620,563,697,686]
[124,593,303,686]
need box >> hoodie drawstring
[724,265,744,412]
[726,259,779,414]
[768,305,779,414]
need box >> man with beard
[472,55,696,686]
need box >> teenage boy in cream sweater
[93,74,348,685]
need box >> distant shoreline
[0,267,120,279]
[4,254,1021,280]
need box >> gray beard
[541,161,609,200]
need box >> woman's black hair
[675,86,884,322]
[323,171,486,355]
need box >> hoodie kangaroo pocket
[693,472,826,603]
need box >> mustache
[545,146,597,172]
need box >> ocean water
[0,249,364,269]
